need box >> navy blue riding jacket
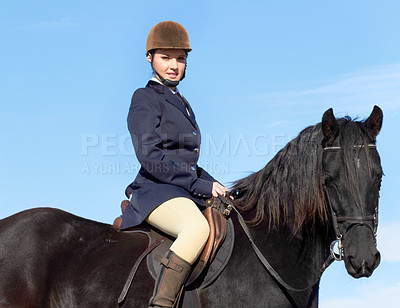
[120,80,216,229]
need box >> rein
[218,195,334,292]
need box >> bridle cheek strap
[323,184,378,261]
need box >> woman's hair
[146,49,189,57]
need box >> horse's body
[0,107,383,308]
[0,208,321,307]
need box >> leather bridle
[225,143,379,292]
[323,144,379,261]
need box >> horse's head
[321,106,383,278]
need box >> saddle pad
[146,218,235,289]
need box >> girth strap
[118,237,165,304]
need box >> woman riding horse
[119,21,230,307]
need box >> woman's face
[147,49,187,83]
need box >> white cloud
[377,221,400,262]
[320,281,400,308]
[267,119,292,128]
[254,63,400,115]
[29,18,80,29]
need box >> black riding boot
[149,250,192,308]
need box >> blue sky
[1,1,399,306]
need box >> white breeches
[145,197,210,264]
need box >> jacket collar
[146,80,196,126]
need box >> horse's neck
[255,220,327,264]
[201,213,329,307]
[246,220,329,304]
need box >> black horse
[0,106,383,308]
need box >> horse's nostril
[348,256,356,269]
[374,251,381,268]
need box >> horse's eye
[375,172,383,188]
[377,178,382,189]
[324,175,335,186]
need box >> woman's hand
[211,182,231,198]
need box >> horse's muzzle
[345,250,381,278]
[343,225,381,278]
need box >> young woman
[119,21,230,307]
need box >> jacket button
[190,166,196,171]
[193,131,197,136]
[194,148,199,153]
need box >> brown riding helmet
[146,21,192,53]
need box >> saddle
[113,196,234,306]
[113,197,230,273]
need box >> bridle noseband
[323,144,379,261]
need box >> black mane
[232,117,373,234]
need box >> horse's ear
[322,108,339,145]
[364,105,383,140]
